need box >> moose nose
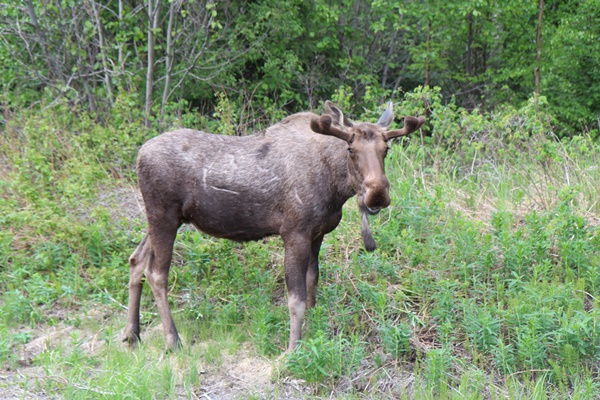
[364,177,390,211]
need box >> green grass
[1,98,600,398]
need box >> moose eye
[347,147,353,154]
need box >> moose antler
[310,114,354,142]
[383,116,426,141]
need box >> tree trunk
[89,0,114,107]
[145,0,160,127]
[72,8,96,112]
[425,19,431,87]
[118,0,125,84]
[535,0,544,95]
[381,28,400,90]
[391,34,417,99]
[161,0,179,115]
[466,11,473,77]
[24,0,63,83]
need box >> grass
[1,96,600,398]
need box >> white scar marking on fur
[211,186,240,195]
[294,188,303,204]
[227,154,238,169]
[203,162,217,187]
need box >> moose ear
[383,116,425,141]
[324,100,353,127]
[376,102,394,128]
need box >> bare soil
[1,320,312,399]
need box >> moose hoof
[165,334,182,353]
[276,348,293,362]
[123,331,141,347]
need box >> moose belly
[181,193,281,242]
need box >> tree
[535,0,544,95]
[144,0,160,127]
[542,0,600,130]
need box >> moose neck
[325,139,359,208]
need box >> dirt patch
[229,356,273,388]
[198,348,308,400]
[2,323,105,400]
[0,367,50,400]
[22,326,75,363]
[97,184,146,224]
[2,306,427,399]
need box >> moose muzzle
[362,177,391,214]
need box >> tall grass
[1,90,599,398]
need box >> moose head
[311,101,425,251]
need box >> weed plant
[1,89,600,398]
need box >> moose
[124,101,425,352]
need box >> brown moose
[124,101,425,352]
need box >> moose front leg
[283,233,312,352]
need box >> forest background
[1,0,599,131]
[2,0,600,398]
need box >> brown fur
[124,101,424,352]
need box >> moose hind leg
[306,235,323,309]
[124,235,151,346]
[145,219,181,351]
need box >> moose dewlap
[125,101,425,352]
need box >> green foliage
[542,0,600,128]
[379,321,412,359]
[424,347,454,392]
[285,333,364,385]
